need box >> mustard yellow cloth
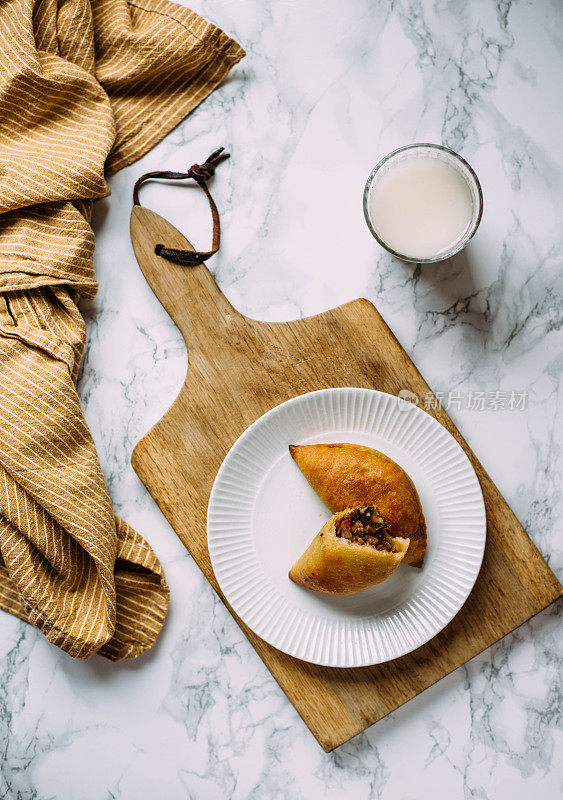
[0,0,244,659]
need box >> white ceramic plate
[207,388,486,667]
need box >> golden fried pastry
[289,506,409,594]
[289,443,427,568]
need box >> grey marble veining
[1,1,561,798]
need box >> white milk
[368,157,474,260]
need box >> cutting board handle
[130,206,244,352]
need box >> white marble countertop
[1,0,561,797]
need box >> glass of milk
[363,143,483,263]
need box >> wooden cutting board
[130,206,562,752]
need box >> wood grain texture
[130,206,562,752]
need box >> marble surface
[1,0,562,797]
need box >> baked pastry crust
[289,507,409,595]
[289,443,427,568]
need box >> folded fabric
[0,0,244,659]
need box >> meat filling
[335,507,394,551]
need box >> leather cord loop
[132,147,229,265]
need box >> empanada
[289,506,409,594]
[289,443,427,567]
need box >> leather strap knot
[133,147,229,266]
[186,148,229,184]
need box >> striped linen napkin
[0,0,244,660]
